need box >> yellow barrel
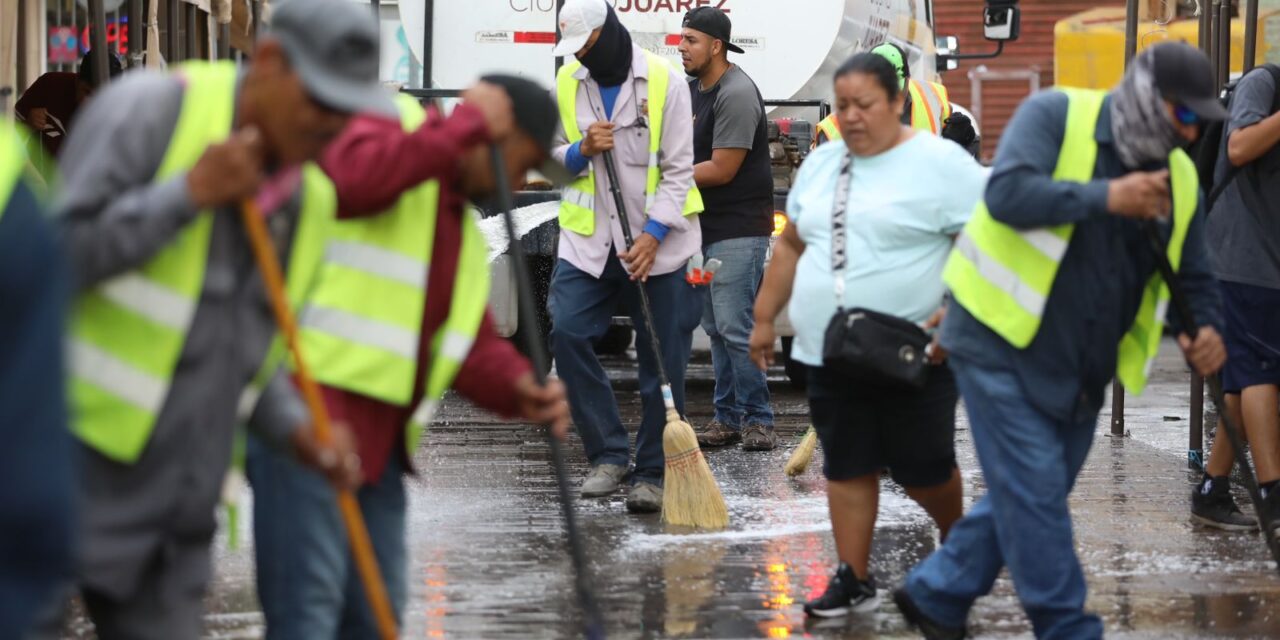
[1055,6,1279,90]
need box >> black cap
[1150,42,1229,121]
[77,49,124,87]
[479,74,575,185]
[682,7,744,54]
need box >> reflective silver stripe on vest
[644,151,660,211]
[70,339,168,412]
[915,82,948,132]
[326,240,426,289]
[954,233,1048,317]
[236,385,262,422]
[410,398,439,428]
[99,273,196,330]
[1019,229,1071,262]
[562,185,593,211]
[300,306,419,360]
[438,330,475,363]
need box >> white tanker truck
[394,0,1021,384]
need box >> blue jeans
[246,436,407,640]
[549,252,702,483]
[904,355,1104,640]
[701,237,773,428]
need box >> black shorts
[807,363,959,487]
[1220,281,1280,394]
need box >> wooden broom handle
[240,201,400,639]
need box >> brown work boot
[696,419,741,448]
[741,424,778,451]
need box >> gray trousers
[83,538,211,640]
[29,539,210,640]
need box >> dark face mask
[577,6,633,87]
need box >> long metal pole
[1124,0,1140,64]
[186,0,199,60]
[129,0,144,66]
[89,0,110,84]
[1190,373,1205,470]
[1113,0,1143,437]
[490,148,607,640]
[1245,0,1260,73]
[1199,0,1211,56]
[422,0,433,88]
[218,22,229,60]
[1144,221,1280,573]
[1219,0,1232,89]
[167,0,179,63]
[1210,0,1222,89]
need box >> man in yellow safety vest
[549,0,705,514]
[47,0,382,635]
[246,75,573,637]
[813,42,952,146]
[894,43,1227,639]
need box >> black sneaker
[893,587,966,640]
[1191,480,1258,531]
[804,564,877,618]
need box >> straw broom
[784,426,818,477]
[599,150,727,530]
[240,201,399,639]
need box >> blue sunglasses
[1174,104,1200,126]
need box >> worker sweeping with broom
[42,0,381,635]
[245,75,575,638]
[550,0,724,525]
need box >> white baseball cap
[552,0,609,58]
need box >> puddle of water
[621,491,930,553]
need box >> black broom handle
[490,148,607,638]
[599,149,674,391]
[1142,220,1280,573]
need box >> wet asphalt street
[63,340,1280,639]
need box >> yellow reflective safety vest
[69,61,336,463]
[297,93,490,454]
[814,79,953,144]
[942,88,1197,394]
[555,51,704,236]
[908,79,952,135]
[0,124,24,216]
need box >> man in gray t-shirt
[1194,66,1280,533]
[680,7,777,451]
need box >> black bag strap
[830,153,853,308]
[1205,64,1280,211]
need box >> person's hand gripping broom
[240,201,400,640]
[599,149,728,530]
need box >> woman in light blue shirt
[749,52,988,619]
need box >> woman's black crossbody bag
[820,153,931,389]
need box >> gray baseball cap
[264,0,395,117]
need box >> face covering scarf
[577,5,634,87]
[1110,49,1185,169]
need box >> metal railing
[1114,0,1261,469]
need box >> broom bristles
[661,409,728,529]
[784,426,819,477]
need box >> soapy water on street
[476,200,561,263]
